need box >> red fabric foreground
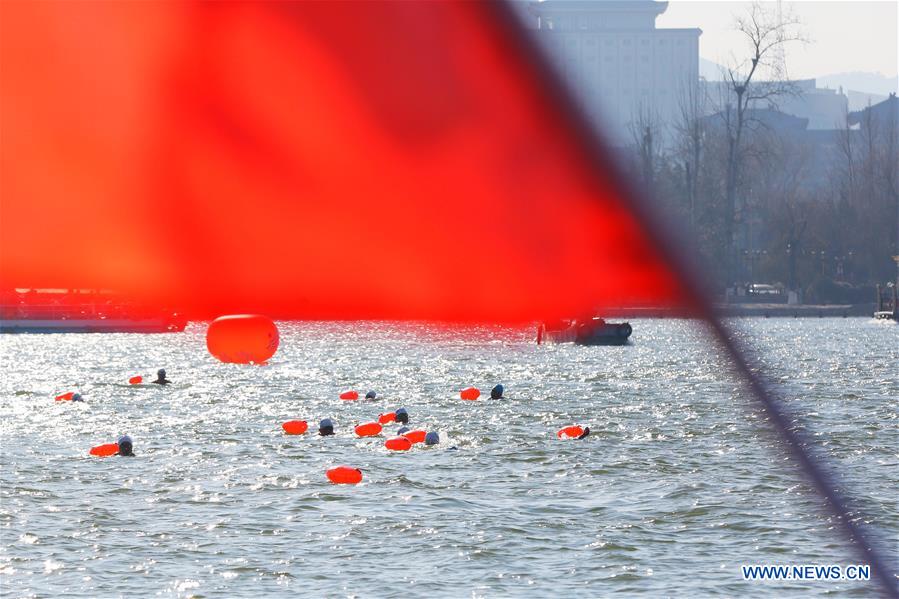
[1,1,690,321]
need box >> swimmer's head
[397,426,410,435]
[71,393,83,402]
[395,407,409,424]
[319,418,335,436]
[365,390,377,400]
[424,431,440,446]
[157,369,166,379]
[490,384,504,399]
[117,435,134,456]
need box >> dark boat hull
[542,322,632,345]
[1,318,186,334]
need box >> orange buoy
[460,387,480,400]
[206,315,280,364]
[89,443,119,457]
[326,466,363,484]
[128,375,143,385]
[55,391,75,401]
[384,436,412,451]
[282,420,309,435]
[355,422,382,437]
[558,425,586,439]
[340,390,359,400]
[378,412,396,424]
[403,430,427,444]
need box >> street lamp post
[787,242,797,292]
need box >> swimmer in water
[71,393,84,402]
[117,435,135,456]
[319,418,335,436]
[151,369,170,385]
[490,384,504,399]
[365,390,377,400]
[395,407,409,425]
[424,431,439,446]
[577,427,590,440]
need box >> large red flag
[1,1,692,321]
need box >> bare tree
[750,126,810,291]
[858,95,899,284]
[835,108,856,202]
[628,101,663,193]
[718,2,806,291]
[877,96,898,276]
[674,77,707,239]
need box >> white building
[524,1,701,145]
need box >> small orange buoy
[55,391,75,401]
[460,387,480,400]
[340,390,359,401]
[558,425,586,439]
[354,422,382,437]
[403,430,427,444]
[89,443,119,457]
[128,375,143,385]
[282,420,309,435]
[378,412,396,424]
[206,314,280,364]
[326,466,363,484]
[385,436,412,451]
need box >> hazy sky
[657,1,898,79]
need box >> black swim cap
[117,435,134,456]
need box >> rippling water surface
[1,319,896,597]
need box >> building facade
[524,0,701,145]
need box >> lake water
[1,318,896,597]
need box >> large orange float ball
[206,315,280,364]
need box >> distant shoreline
[605,304,877,319]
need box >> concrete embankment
[604,303,875,318]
